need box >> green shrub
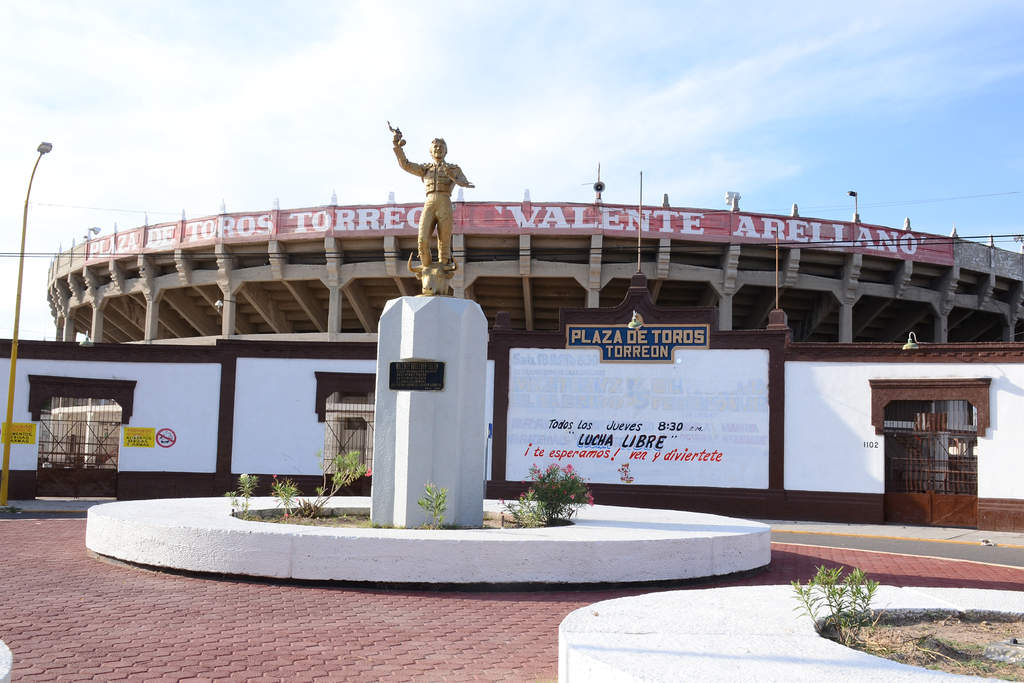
[417,482,448,529]
[225,473,259,519]
[502,463,593,526]
[270,475,301,517]
[792,565,879,645]
[295,450,368,518]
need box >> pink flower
[272,474,278,479]
[569,494,575,500]
[365,468,372,477]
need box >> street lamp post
[847,190,860,223]
[1,142,53,505]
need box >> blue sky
[0,0,1021,338]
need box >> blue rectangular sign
[566,323,709,362]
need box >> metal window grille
[323,392,374,471]
[883,399,977,495]
[36,396,122,497]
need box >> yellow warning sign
[1,422,36,445]
[123,427,156,448]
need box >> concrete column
[326,284,343,341]
[839,301,853,342]
[933,310,949,343]
[219,285,237,337]
[143,295,160,342]
[61,309,74,341]
[718,292,733,331]
[90,302,105,343]
[587,234,602,307]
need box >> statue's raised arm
[387,124,475,272]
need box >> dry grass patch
[845,612,1024,680]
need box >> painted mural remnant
[506,347,770,488]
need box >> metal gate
[36,397,121,497]
[883,399,978,526]
[323,391,374,473]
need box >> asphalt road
[772,530,1024,567]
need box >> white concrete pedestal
[370,296,488,528]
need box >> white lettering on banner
[117,232,141,253]
[221,214,273,238]
[407,207,422,228]
[184,220,217,243]
[572,207,596,229]
[762,217,784,240]
[290,212,314,232]
[311,210,331,231]
[733,215,758,238]
[497,205,542,228]
[336,209,356,230]
[787,220,809,243]
[601,207,624,230]
[147,225,176,248]
[71,203,942,263]
[505,348,770,489]
[653,210,674,233]
[381,206,403,230]
[88,237,114,259]
[357,208,379,230]
[537,206,570,229]
[679,212,703,235]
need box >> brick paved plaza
[2,519,1023,681]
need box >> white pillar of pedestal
[371,296,488,528]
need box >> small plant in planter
[503,463,593,527]
[417,482,448,529]
[225,473,259,519]
[270,474,301,517]
[792,565,879,645]
[294,450,368,518]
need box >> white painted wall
[0,358,221,472]
[231,357,495,478]
[231,358,376,475]
[785,362,1024,499]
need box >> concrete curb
[559,585,1024,681]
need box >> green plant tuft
[792,565,879,645]
[226,473,259,519]
[417,482,448,529]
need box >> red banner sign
[83,202,954,265]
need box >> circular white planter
[86,497,769,585]
[559,585,1024,681]
[0,639,11,683]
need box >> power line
[28,189,1021,220]
[800,190,1022,211]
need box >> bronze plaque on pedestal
[389,360,445,391]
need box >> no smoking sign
[156,428,177,448]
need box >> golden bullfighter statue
[389,122,474,268]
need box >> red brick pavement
[1,519,1022,682]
